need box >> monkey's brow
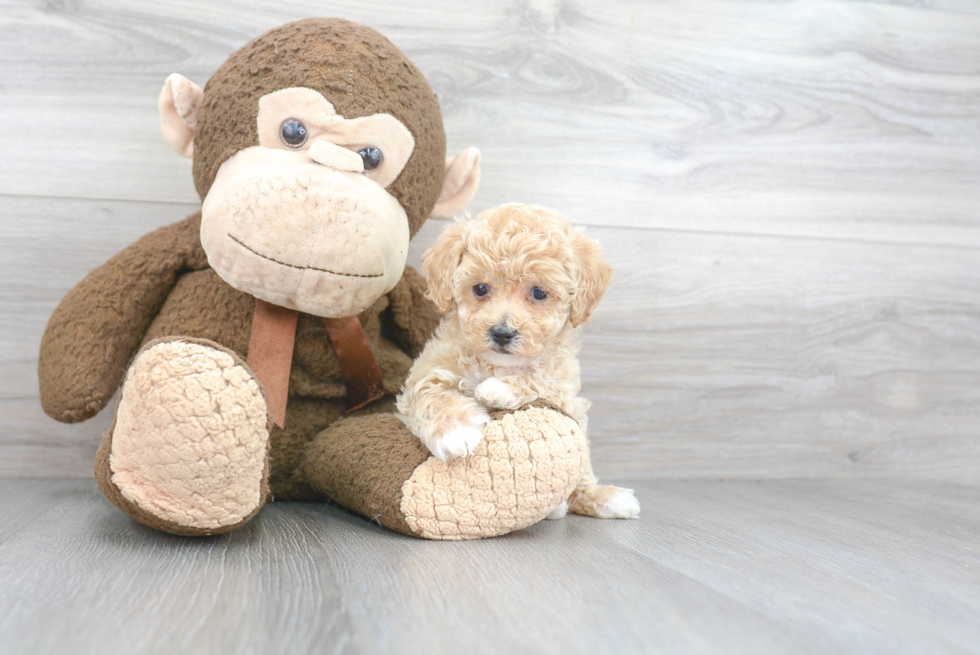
[228,234,384,278]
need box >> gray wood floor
[2,1,979,653]
[1,478,978,655]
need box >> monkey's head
[158,18,480,317]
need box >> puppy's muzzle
[490,324,518,348]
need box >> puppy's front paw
[428,411,490,461]
[430,425,482,461]
[475,377,526,410]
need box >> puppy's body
[399,308,588,453]
[396,204,639,520]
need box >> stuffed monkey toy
[38,18,588,540]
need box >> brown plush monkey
[38,18,588,540]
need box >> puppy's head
[422,204,613,362]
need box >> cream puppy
[396,204,639,519]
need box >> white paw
[597,488,640,519]
[545,501,568,520]
[475,377,521,409]
[429,413,488,461]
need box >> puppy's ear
[422,219,468,313]
[569,228,613,327]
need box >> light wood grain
[1,0,978,245]
[577,224,980,483]
[0,478,977,655]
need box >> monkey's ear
[158,73,204,158]
[568,228,614,328]
[430,148,481,220]
[421,219,468,313]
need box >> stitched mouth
[229,234,383,279]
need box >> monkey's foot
[95,338,270,536]
[302,407,589,540]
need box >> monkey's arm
[38,212,208,423]
[381,265,442,359]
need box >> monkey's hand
[474,376,538,411]
[38,213,207,423]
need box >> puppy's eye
[473,283,489,298]
[531,287,548,301]
[358,147,383,171]
[279,119,308,148]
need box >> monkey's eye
[473,283,489,298]
[531,287,548,301]
[358,147,383,171]
[279,119,308,148]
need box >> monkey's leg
[299,407,589,540]
[95,338,271,536]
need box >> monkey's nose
[308,140,364,173]
[490,325,517,346]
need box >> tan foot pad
[400,407,588,540]
[109,340,269,531]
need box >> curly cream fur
[397,204,638,519]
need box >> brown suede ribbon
[321,315,386,412]
[247,300,385,428]
[247,300,299,428]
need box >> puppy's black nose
[490,324,517,346]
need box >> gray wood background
[3,3,980,654]
[1,0,978,484]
